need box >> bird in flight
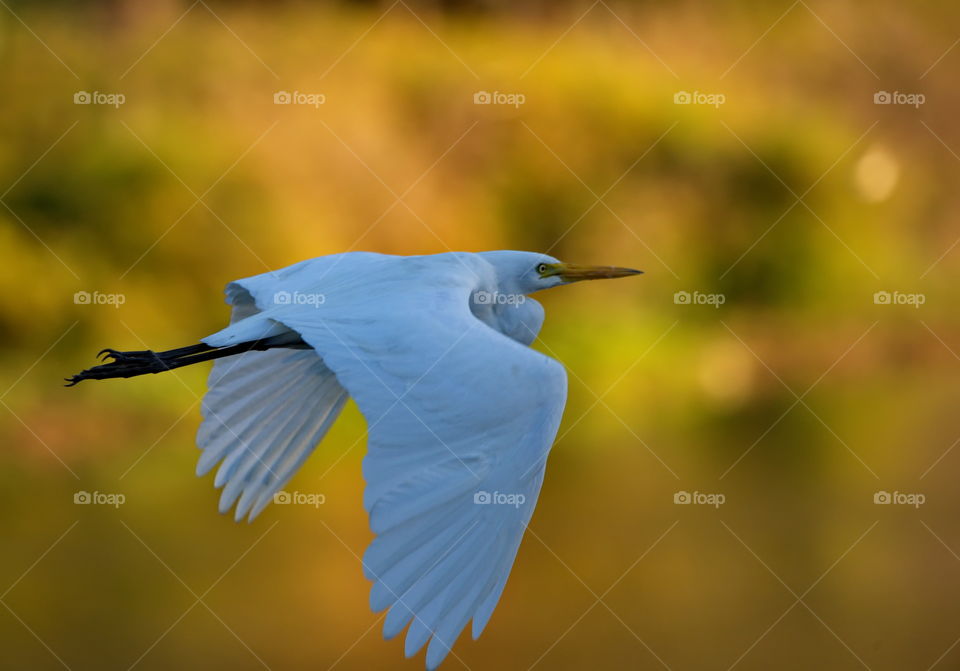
[67,251,642,669]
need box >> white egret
[68,251,642,669]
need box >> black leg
[65,336,308,386]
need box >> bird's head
[479,251,643,295]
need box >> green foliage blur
[3,1,960,669]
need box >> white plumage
[164,251,638,668]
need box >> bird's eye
[536,263,548,275]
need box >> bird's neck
[470,289,544,346]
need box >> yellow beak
[541,263,644,282]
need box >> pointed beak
[542,263,644,282]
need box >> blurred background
[2,0,959,669]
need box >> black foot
[97,348,154,363]
[66,348,172,386]
[65,343,221,386]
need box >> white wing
[204,252,568,669]
[196,283,349,522]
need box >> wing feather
[197,295,349,522]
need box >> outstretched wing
[196,283,349,522]
[206,252,567,669]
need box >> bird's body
[68,250,642,669]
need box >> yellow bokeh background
[3,1,960,669]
